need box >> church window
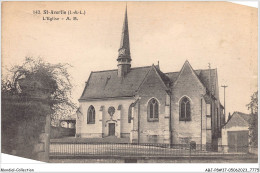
[206,117,211,129]
[87,105,95,124]
[179,97,191,121]
[147,98,159,121]
[128,103,134,123]
[206,104,211,116]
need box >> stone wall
[34,114,50,162]
[137,67,169,144]
[1,95,51,162]
[171,62,207,145]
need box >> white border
[0,1,259,173]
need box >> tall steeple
[117,5,131,78]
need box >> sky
[2,1,258,117]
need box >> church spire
[119,5,130,57]
[117,5,131,77]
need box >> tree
[2,57,76,118]
[247,91,258,147]
[1,57,76,158]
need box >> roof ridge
[236,111,250,115]
[154,65,170,84]
[92,65,152,73]
[137,65,170,91]
[164,68,216,74]
[164,71,179,74]
[92,69,118,73]
[92,66,217,74]
[131,65,152,69]
[237,113,250,124]
[172,61,206,90]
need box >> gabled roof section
[224,111,250,129]
[153,65,171,89]
[172,60,205,89]
[237,112,250,124]
[165,64,217,98]
[195,68,217,96]
[135,64,170,93]
[79,66,151,100]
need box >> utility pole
[208,63,211,96]
[221,85,228,123]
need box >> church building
[76,7,225,148]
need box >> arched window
[87,105,95,124]
[147,98,159,121]
[179,97,191,121]
[128,103,134,123]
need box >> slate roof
[224,112,250,129]
[165,69,217,92]
[80,66,151,100]
[165,72,179,84]
[196,69,217,95]
[154,65,171,87]
[237,112,250,124]
[80,63,218,100]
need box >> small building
[222,112,250,152]
[60,114,76,129]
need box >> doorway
[228,130,249,152]
[108,123,115,136]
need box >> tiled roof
[196,69,217,95]
[225,112,250,128]
[154,66,171,87]
[80,64,217,100]
[237,112,250,124]
[166,69,217,93]
[80,66,151,100]
[165,72,179,83]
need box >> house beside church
[60,114,76,129]
[76,7,225,148]
[222,112,251,152]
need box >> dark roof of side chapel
[165,72,179,83]
[154,65,171,86]
[80,64,218,100]
[196,69,217,94]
